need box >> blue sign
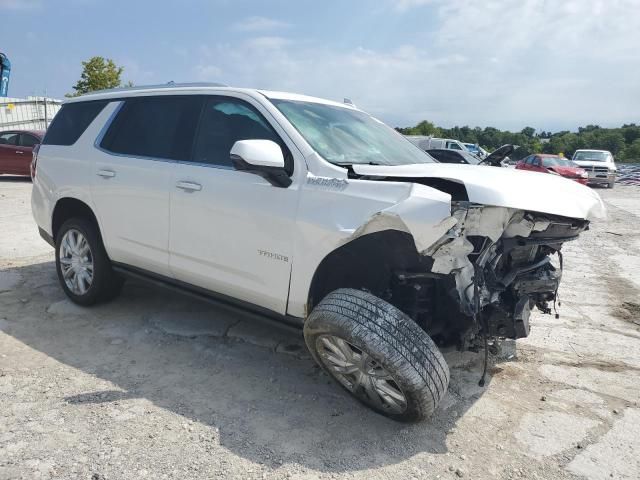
[0,53,11,97]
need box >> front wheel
[304,289,450,422]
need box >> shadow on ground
[0,260,507,472]
[0,175,31,182]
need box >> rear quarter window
[42,101,108,146]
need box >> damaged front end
[394,204,588,350]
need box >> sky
[1,0,639,131]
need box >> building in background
[0,96,62,132]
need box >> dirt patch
[612,301,640,325]
[555,358,640,374]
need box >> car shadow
[0,260,507,473]
[0,175,31,182]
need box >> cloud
[195,0,640,130]
[393,0,435,11]
[232,16,291,32]
[0,0,41,9]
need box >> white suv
[31,83,605,422]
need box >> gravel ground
[1,177,639,480]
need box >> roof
[64,83,357,110]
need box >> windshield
[270,99,435,166]
[573,151,609,162]
[542,157,577,167]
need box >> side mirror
[230,139,291,188]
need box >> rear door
[92,95,203,276]
[15,133,39,175]
[0,131,21,174]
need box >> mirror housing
[230,139,291,187]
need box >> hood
[481,144,515,166]
[548,165,584,176]
[352,163,606,221]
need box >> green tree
[622,138,640,161]
[521,126,535,138]
[67,56,126,97]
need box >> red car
[516,154,588,185]
[0,130,44,177]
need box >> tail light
[31,143,40,179]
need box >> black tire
[304,289,449,422]
[55,217,124,306]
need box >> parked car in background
[427,148,481,165]
[463,143,488,159]
[571,149,617,188]
[516,154,588,185]
[428,144,515,168]
[0,130,44,177]
[405,135,470,152]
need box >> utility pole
[44,89,48,128]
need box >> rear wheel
[304,289,449,422]
[55,218,123,305]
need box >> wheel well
[307,230,424,312]
[52,198,99,241]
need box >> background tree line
[397,121,640,162]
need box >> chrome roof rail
[85,82,229,96]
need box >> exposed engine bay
[390,203,589,350]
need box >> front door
[169,96,300,314]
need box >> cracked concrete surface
[1,177,639,480]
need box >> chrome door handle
[15,150,24,154]
[97,169,116,178]
[176,181,202,192]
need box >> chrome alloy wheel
[59,229,94,296]
[316,334,408,414]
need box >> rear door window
[42,101,108,146]
[101,95,203,160]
